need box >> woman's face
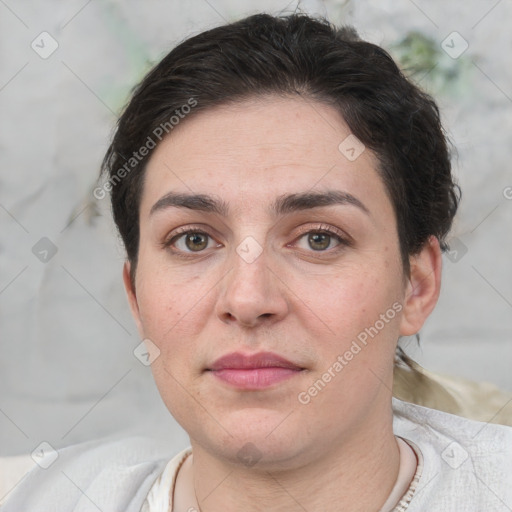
[126,96,419,469]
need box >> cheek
[294,272,403,413]
[135,248,206,332]
[304,264,401,337]
[135,270,210,422]
[134,261,219,384]
[296,261,404,393]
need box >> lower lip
[210,367,302,389]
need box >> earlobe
[399,236,442,336]
[123,261,144,338]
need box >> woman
[4,12,511,512]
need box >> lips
[209,351,302,371]
[207,351,304,390]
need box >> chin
[199,408,311,468]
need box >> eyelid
[292,223,353,246]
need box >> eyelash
[163,224,351,258]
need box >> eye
[293,226,349,253]
[165,229,218,253]
[304,232,337,251]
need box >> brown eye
[184,232,209,251]
[166,230,216,253]
[308,232,332,251]
[293,227,349,254]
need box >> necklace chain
[193,484,202,512]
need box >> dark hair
[101,12,460,283]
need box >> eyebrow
[149,190,370,217]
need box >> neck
[186,404,400,512]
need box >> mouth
[206,351,305,390]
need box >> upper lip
[208,351,303,371]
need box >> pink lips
[208,351,303,390]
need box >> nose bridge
[217,234,288,326]
[232,235,268,292]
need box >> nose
[215,240,289,328]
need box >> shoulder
[142,447,192,512]
[1,436,176,512]
[393,397,512,452]
[393,398,512,510]
[0,454,35,506]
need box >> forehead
[141,96,390,219]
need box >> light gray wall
[1,0,510,456]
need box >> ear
[399,236,442,336]
[123,261,144,338]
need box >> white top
[143,398,512,511]
[142,436,422,512]
[2,399,511,511]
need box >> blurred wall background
[1,0,511,457]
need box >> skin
[123,96,442,511]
